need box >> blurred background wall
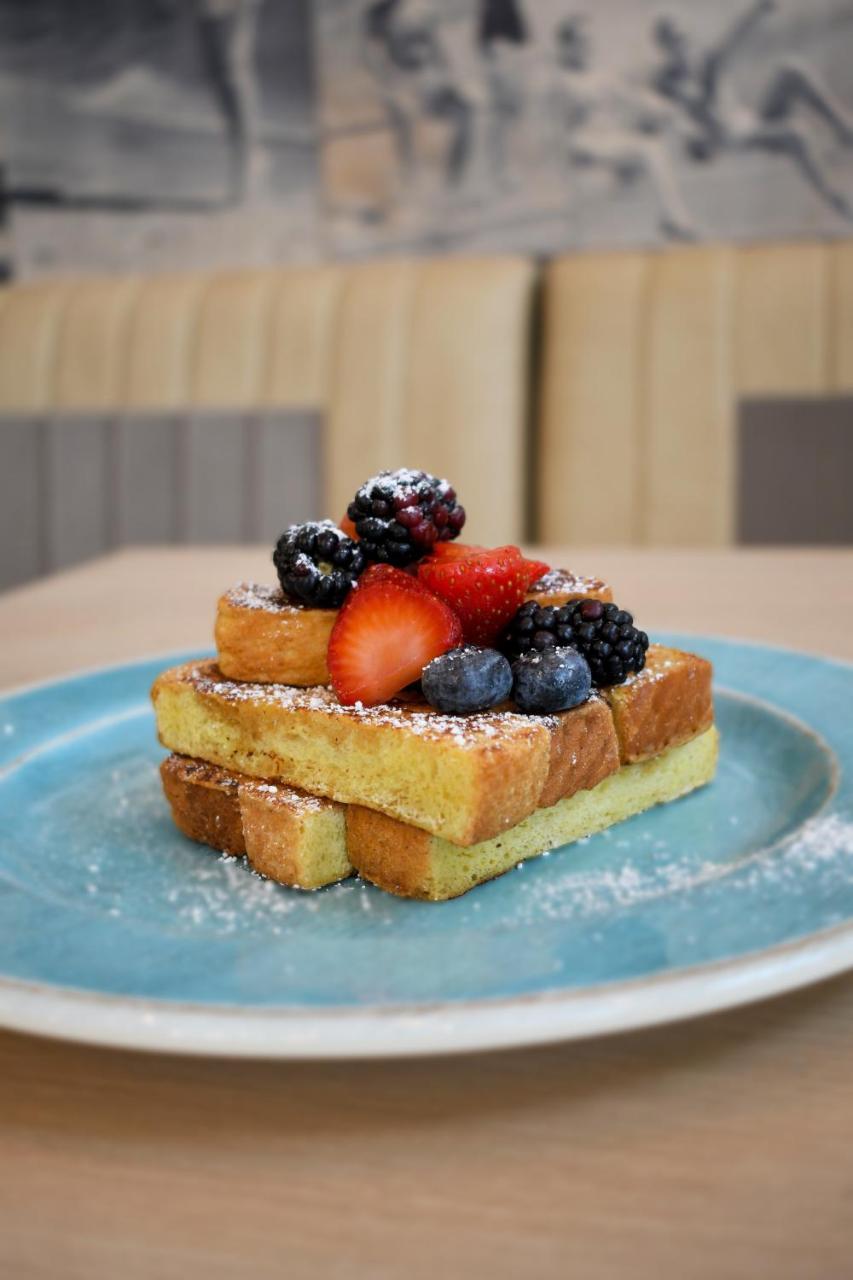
[0,0,851,590]
[2,0,852,273]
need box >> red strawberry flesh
[418,546,550,646]
[327,579,462,706]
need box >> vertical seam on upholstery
[44,282,81,412]
[174,412,190,542]
[242,411,260,541]
[36,415,50,575]
[105,412,120,549]
[634,251,655,546]
[525,259,546,544]
[395,259,422,467]
[824,242,836,393]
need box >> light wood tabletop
[2,547,853,1280]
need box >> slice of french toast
[525,568,613,607]
[347,727,719,900]
[160,755,247,856]
[161,754,352,889]
[152,646,711,848]
[152,661,555,846]
[216,584,336,686]
[604,646,713,763]
[215,570,613,687]
[161,723,718,901]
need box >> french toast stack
[152,470,717,901]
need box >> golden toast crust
[215,584,335,686]
[526,569,613,607]
[152,661,553,846]
[539,696,620,808]
[215,572,612,687]
[605,646,714,763]
[160,755,247,856]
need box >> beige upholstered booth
[537,240,853,547]
[0,256,535,587]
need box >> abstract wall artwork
[2,0,853,273]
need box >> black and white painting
[0,0,319,275]
[316,0,853,255]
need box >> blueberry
[511,647,592,715]
[421,646,513,715]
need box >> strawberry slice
[427,541,488,561]
[328,577,462,706]
[357,563,420,589]
[418,546,550,645]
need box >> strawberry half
[427,541,488,561]
[327,575,462,707]
[418,546,550,645]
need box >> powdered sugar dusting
[528,568,610,598]
[487,813,853,928]
[225,582,300,615]
[182,661,549,745]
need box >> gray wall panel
[739,398,853,545]
[252,409,322,542]
[114,414,181,545]
[0,417,43,591]
[45,416,113,571]
[184,413,248,544]
[0,410,323,590]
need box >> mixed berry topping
[421,645,513,715]
[347,469,466,567]
[503,599,649,687]
[511,648,592,714]
[418,545,548,645]
[271,467,651,712]
[273,520,366,609]
[327,565,462,706]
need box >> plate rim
[2,636,853,1059]
[0,914,852,1058]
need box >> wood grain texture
[190,270,277,409]
[404,257,534,545]
[538,253,649,545]
[324,259,420,519]
[53,277,142,410]
[0,278,77,411]
[262,266,343,409]
[122,273,206,410]
[642,246,735,546]
[1,547,853,1277]
[734,242,830,396]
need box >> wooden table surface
[2,547,853,1279]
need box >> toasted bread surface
[161,755,352,889]
[539,695,620,808]
[526,569,613,607]
[346,727,719,900]
[238,781,351,889]
[605,645,714,763]
[216,572,613,688]
[152,661,553,846]
[215,584,335,686]
[160,755,247,855]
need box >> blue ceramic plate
[1,636,852,1058]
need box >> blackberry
[347,468,465,567]
[273,520,366,609]
[502,598,649,687]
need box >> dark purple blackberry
[501,598,649,687]
[346,469,465,567]
[273,520,366,609]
